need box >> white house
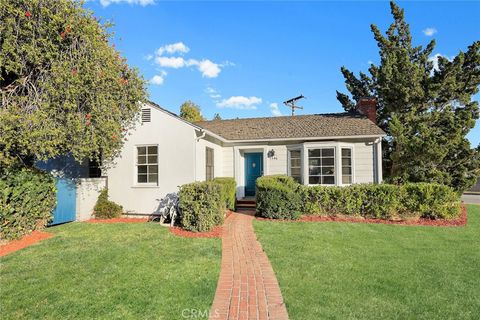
[105,99,386,215]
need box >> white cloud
[206,87,221,99]
[150,71,167,86]
[217,96,262,110]
[197,59,221,78]
[428,53,453,72]
[144,54,153,61]
[422,27,437,36]
[154,56,186,68]
[156,42,190,56]
[149,42,226,79]
[270,103,282,116]
[100,0,155,7]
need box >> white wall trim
[233,145,268,199]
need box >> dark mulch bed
[256,205,467,227]
[0,231,54,257]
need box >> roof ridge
[195,111,359,124]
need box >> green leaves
[0,0,147,167]
[179,101,205,122]
[336,1,480,192]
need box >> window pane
[322,176,335,184]
[291,168,301,176]
[147,155,157,164]
[149,165,158,174]
[342,158,352,166]
[147,146,158,154]
[322,167,335,175]
[322,148,334,157]
[342,166,352,175]
[290,150,301,158]
[291,159,301,167]
[309,176,321,184]
[342,148,351,157]
[309,167,320,175]
[138,147,146,155]
[342,176,352,184]
[308,149,320,157]
[309,158,321,166]
[148,174,158,183]
[322,157,334,166]
[138,165,147,174]
[138,155,146,164]
[292,176,302,183]
[137,174,147,183]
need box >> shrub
[213,177,236,210]
[402,183,460,219]
[178,181,224,232]
[256,175,302,220]
[0,168,57,240]
[94,189,123,219]
[302,182,459,220]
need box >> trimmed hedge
[213,177,236,210]
[256,175,302,220]
[0,168,57,240]
[178,181,224,232]
[256,175,461,220]
[94,188,123,219]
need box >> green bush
[94,189,123,219]
[0,168,57,240]
[258,176,460,220]
[256,175,302,220]
[178,181,224,232]
[302,183,459,220]
[213,177,236,210]
[402,183,460,219]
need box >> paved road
[462,194,480,204]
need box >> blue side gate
[50,178,77,225]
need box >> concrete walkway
[209,211,289,320]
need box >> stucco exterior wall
[76,178,107,221]
[222,147,234,177]
[106,104,197,214]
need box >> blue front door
[245,153,263,197]
[51,178,77,225]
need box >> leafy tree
[179,100,204,122]
[0,0,147,168]
[213,113,222,120]
[336,1,480,192]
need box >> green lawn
[0,222,221,320]
[254,205,480,320]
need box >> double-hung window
[288,149,302,183]
[308,148,335,185]
[206,147,214,181]
[341,148,353,184]
[136,145,158,184]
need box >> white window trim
[297,142,355,186]
[287,144,303,184]
[133,144,159,188]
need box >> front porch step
[236,198,256,210]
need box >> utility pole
[283,95,305,116]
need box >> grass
[254,205,480,320]
[0,222,221,320]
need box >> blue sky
[84,0,480,146]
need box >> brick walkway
[209,211,289,320]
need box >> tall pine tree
[337,1,480,192]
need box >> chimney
[356,97,377,124]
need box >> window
[141,108,151,123]
[206,147,214,181]
[289,149,302,183]
[88,158,102,178]
[136,146,158,184]
[308,148,335,185]
[341,148,353,184]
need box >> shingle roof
[195,112,385,141]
